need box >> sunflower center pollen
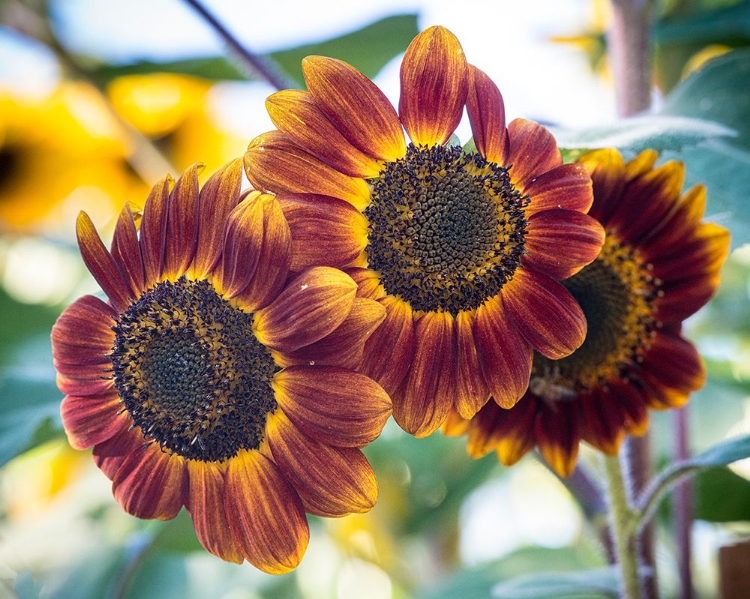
[364,144,528,315]
[110,277,278,462]
[531,236,659,400]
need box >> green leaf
[691,433,750,467]
[88,14,418,88]
[0,361,63,467]
[553,115,735,155]
[695,467,750,522]
[490,568,619,599]
[656,0,750,46]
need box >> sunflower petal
[277,193,368,271]
[254,267,356,353]
[186,461,243,564]
[245,131,371,210]
[523,163,593,216]
[273,366,391,447]
[216,193,264,298]
[393,311,456,437]
[303,56,406,161]
[111,204,145,297]
[112,445,188,519]
[191,158,243,279]
[93,426,144,479]
[534,405,580,477]
[491,396,539,466]
[163,163,200,280]
[466,65,508,164]
[268,411,377,517]
[60,390,127,450]
[523,210,604,279]
[225,450,309,574]
[578,389,628,455]
[473,294,532,409]
[502,268,586,359]
[506,119,562,189]
[454,310,490,419]
[76,212,132,312]
[399,26,468,147]
[139,174,172,285]
[639,332,705,407]
[577,148,626,226]
[51,295,117,366]
[267,90,382,178]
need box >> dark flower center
[364,144,528,315]
[530,236,659,401]
[110,277,278,462]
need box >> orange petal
[163,164,200,280]
[273,366,392,447]
[502,268,586,359]
[76,212,132,313]
[277,193,368,271]
[473,294,532,408]
[506,119,562,190]
[393,311,456,437]
[268,411,377,517]
[399,26,468,147]
[534,405,580,478]
[358,295,416,396]
[303,55,406,162]
[466,65,508,164]
[225,450,309,574]
[60,390,127,450]
[640,184,707,257]
[441,407,469,437]
[244,131,371,210]
[523,163,593,216]
[216,193,264,298]
[267,90,382,178]
[454,310,490,419]
[523,210,604,280]
[139,174,172,285]
[191,159,243,280]
[491,397,539,466]
[112,445,188,519]
[186,460,243,564]
[232,193,292,312]
[254,267,356,353]
[577,149,626,226]
[111,204,145,298]
[276,297,386,370]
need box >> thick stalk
[673,406,694,599]
[604,453,643,599]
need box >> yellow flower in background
[107,73,251,177]
[0,83,147,234]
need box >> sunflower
[243,26,605,437]
[51,160,392,573]
[443,148,731,477]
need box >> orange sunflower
[443,148,731,477]
[243,26,605,437]
[51,160,392,573]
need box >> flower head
[444,148,731,477]
[51,161,391,573]
[243,26,605,437]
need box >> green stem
[604,453,642,599]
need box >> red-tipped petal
[491,397,539,466]
[245,131,371,210]
[506,119,562,190]
[399,26,468,147]
[523,210,604,279]
[577,149,627,226]
[303,56,406,162]
[191,159,243,279]
[267,90,382,178]
[268,411,377,517]
[225,450,309,574]
[273,366,391,448]
[111,204,145,297]
[523,163,593,216]
[139,174,172,285]
[186,461,243,564]
[76,212,132,313]
[454,310,491,419]
[216,194,264,299]
[60,390,127,450]
[112,445,188,520]
[161,164,200,280]
[254,267,356,353]
[466,65,508,164]
[535,405,580,477]
[502,268,586,359]
[51,295,116,366]
[277,193,368,271]
[473,294,532,408]
[393,311,457,437]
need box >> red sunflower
[51,160,392,573]
[243,26,605,437]
[443,148,731,477]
